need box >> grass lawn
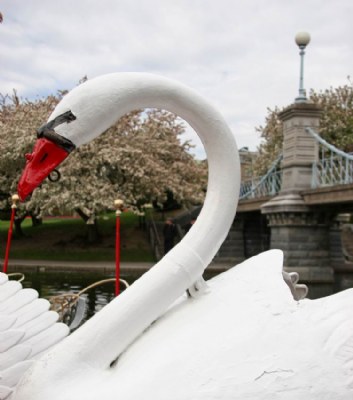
[0,212,155,262]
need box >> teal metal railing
[306,127,353,188]
[240,155,283,200]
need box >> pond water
[21,270,135,325]
[19,268,223,327]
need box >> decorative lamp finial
[295,32,311,48]
[11,194,20,209]
[114,199,124,216]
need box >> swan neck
[48,73,240,368]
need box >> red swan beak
[17,138,71,201]
[17,110,77,201]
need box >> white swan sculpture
[2,73,352,399]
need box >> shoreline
[1,258,231,278]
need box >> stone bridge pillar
[280,102,321,193]
[261,102,334,297]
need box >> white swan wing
[0,273,69,399]
[94,250,352,400]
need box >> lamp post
[295,31,311,103]
[114,199,124,296]
[3,194,19,273]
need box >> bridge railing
[240,155,283,200]
[306,127,353,188]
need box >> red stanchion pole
[114,199,124,296]
[3,194,19,274]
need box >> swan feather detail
[0,273,69,399]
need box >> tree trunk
[74,207,90,223]
[74,207,101,244]
[30,213,42,226]
[86,220,101,244]
[14,214,26,237]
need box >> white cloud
[1,0,352,156]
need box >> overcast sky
[1,0,352,158]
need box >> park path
[1,258,230,278]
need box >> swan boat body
[3,73,352,399]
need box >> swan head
[18,110,76,201]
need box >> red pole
[115,212,121,296]
[3,195,19,274]
[114,199,123,296]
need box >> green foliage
[0,212,154,262]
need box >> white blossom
[0,91,207,220]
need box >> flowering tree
[254,80,353,175]
[253,106,283,175]
[309,82,353,151]
[0,91,61,232]
[0,89,207,240]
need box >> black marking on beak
[37,110,76,153]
